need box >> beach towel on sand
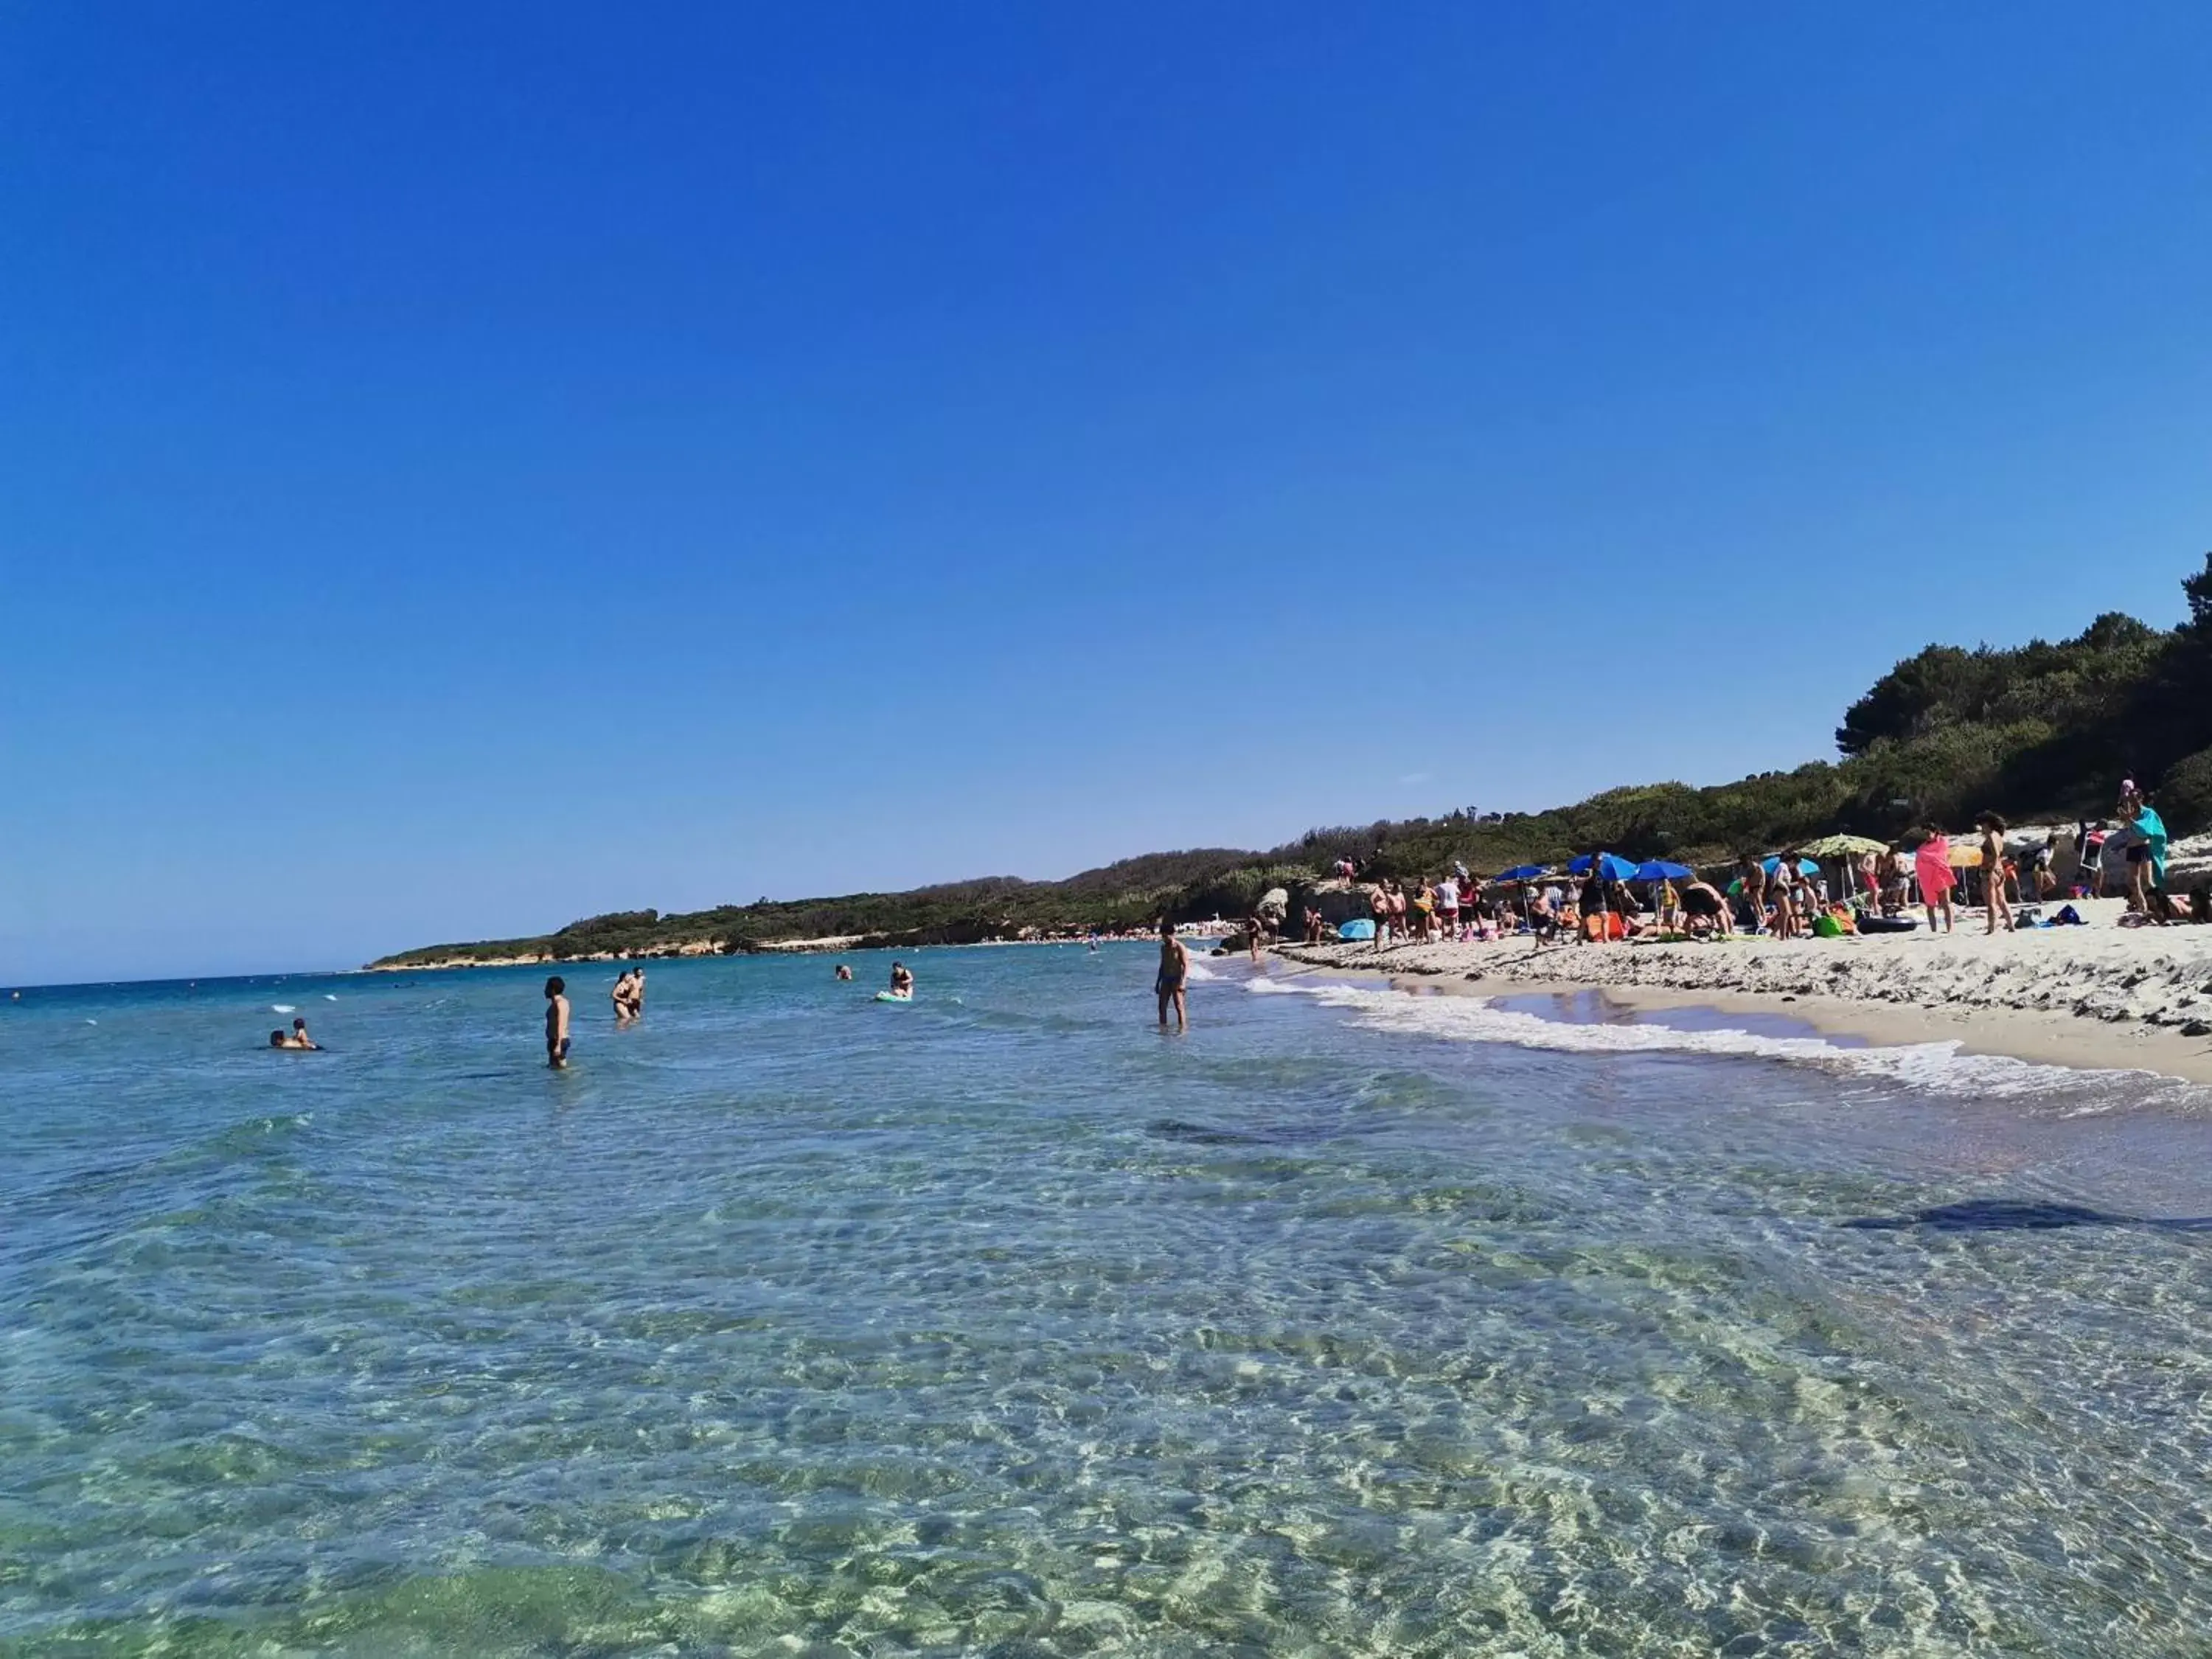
[1915,837,1956,897]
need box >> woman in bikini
[1978,814,2013,933]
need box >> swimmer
[545,975,571,1068]
[268,1029,293,1050]
[1154,919,1189,1032]
[835,964,853,981]
[888,961,914,998]
[290,1017,319,1051]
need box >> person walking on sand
[545,976,571,1068]
[1155,919,1189,1032]
[1914,830,1957,934]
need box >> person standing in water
[545,976,571,1068]
[611,968,636,1024]
[1155,919,1189,1032]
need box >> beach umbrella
[1494,863,1549,883]
[1799,833,1889,858]
[1761,856,1820,877]
[1568,852,1640,880]
[1632,860,1693,883]
[1946,843,1983,868]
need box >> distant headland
[369,554,2212,971]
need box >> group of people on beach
[1361,871,1486,944]
[1305,779,2202,950]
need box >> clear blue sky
[4,6,2209,984]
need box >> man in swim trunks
[1155,919,1189,1032]
[545,976,571,1068]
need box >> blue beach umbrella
[1763,856,1820,877]
[1632,860,1693,883]
[1494,863,1550,883]
[1568,852,1641,881]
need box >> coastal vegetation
[372,554,2212,967]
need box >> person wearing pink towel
[1914,829,1957,933]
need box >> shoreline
[1270,914,2212,1085]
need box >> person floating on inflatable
[879,962,914,1001]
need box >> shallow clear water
[9,947,2212,1655]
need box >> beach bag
[2053,904,2084,926]
[1812,913,1845,939]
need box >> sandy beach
[1274,897,2212,1082]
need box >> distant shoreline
[361,933,1177,973]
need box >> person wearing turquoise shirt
[2129,799,2169,914]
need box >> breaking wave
[1247,976,2207,1106]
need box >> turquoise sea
[9,945,2212,1656]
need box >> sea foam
[1245,975,2205,1106]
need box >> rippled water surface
[9,947,2212,1655]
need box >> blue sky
[4,5,2209,983]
